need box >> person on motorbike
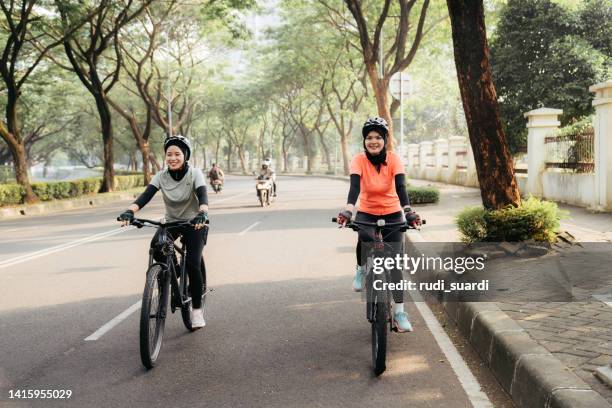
[208,163,224,183]
[336,117,421,333]
[257,159,277,197]
[208,163,224,192]
[117,135,209,329]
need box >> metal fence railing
[544,128,594,173]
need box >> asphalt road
[0,176,509,408]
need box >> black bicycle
[119,217,210,369]
[333,217,423,376]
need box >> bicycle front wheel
[140,264,168,369]
[371,299,388,376]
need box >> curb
[0,191,139,220]
[405,240,611,408]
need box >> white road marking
[238,221,261,236]
[84,301,141,341]
[0,228,128,269]
[0,185,250,266]
[406,229,493,408]
[594,294,612,307]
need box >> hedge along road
[0,175,506,408]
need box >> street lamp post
[164,31,172,139]
[390,72,411,161]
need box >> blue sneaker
[352,265,365,292]
[393,311,413,332]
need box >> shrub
[115,170,143,176]
[456,196,566,243]
[31,182,51,201]
[407,186,440,204]
[114,175,144,190]
[0,174,144,206]
[0,183,24,205]
[81,178,101,194]
[456,206,488,242]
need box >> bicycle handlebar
[116,217,205,229]
[331,217,425,230]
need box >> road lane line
[84,301,141,341]
[1,189,251,268]
[406,230,493,408]
[238,221,261,236]
[0,228,128,269]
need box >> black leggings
[151,225,207,309]
[355,211,405,303]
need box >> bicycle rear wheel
[140,264,168,369]
[371,299,388,376]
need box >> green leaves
[490,0,610,153]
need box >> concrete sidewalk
[409,179,612,407]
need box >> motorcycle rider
[257,159,277,197]
[208,163,224,191]
[336,117,421,333]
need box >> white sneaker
[190,307,206,329]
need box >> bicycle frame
[334,218,412,330]
[135,219,197,312]
[361,221,407,331]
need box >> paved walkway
[411,179,612,403]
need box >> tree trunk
[299,127,315,174]
[282,148,289,173]
[9,141,36,203]
[137,140,152,184]
[390,98,400,118]
[226,139,232,173]
[94,94,115,192]
[149,152,161,173]
[215,136,221,165]
[318,132,332,171]
[340,131,350,175]
[237,144,248,174]
[447,0,520,209]
[2,92,36,203]
[366,65,394,150]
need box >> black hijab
[169,162,189,181]
[363,130,388,173]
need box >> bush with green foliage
[456,197,566,243]
[0,175,144,206]
[407,186,440,204]
[0,184,25,205]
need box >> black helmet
[362,117,389,138]
[164,135,192,161]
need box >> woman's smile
[365,131,384,154]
